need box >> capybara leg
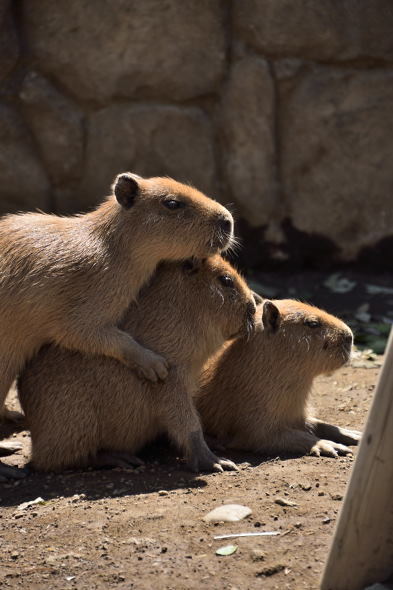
[93,450,144,470]
[187,430,238,473]
[307,418,361,446]
[60,326,168,383]
[0,440,22,456]
[160,383,238,473]
[203,434,227,452]
[256,428,328,457]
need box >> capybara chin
[18,255,256,474]
[197,299,361,458]
[0,171,233,426]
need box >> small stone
[203,504,252,523]
[331,494,343,501]
[274,497,297,507]
[17,497,45,510]
[322,517,331,524]
[250,549,265,562]
[158,490,168,496]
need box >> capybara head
[261,299,353,374]
[180,255,256,341]
[133,254,257,360]
[112,173,234,258]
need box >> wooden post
[320,328,393,590]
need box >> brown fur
[0,172,234,424]
[197,299,361,458]
[17,256,256,473]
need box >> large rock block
[219,56,277,227]
[0,1,19,82]
[0,104,50,215]
[23,0,226,104]
[280,65,393,260]
[234,0,393,61]
[19,72,84,186]
[65,104,218,212]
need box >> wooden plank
[320,328,393,590]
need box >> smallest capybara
[197,299,361,457]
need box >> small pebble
[250,549,265,562]
[203,504,252,523]
[275,497,297,507]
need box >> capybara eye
[304,318,320,328]
[163,199,184,210]
[218,274,234,288]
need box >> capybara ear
[262,300,281,333]
[252,290,263,306]
[113,172,141,208]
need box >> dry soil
[0,360,379,590]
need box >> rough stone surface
[280,65,393,260]
[0,1,19,82]
[0,103,50,214]
[234,0,393,62]
[19,71,84,186]
[219,56,277,227]
[0,2,391,263]
[23,0,226,104]
[75,104,218,211]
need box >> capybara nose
[218,214,233,236]
[343,332,353,346]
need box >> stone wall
[1,0,393,268]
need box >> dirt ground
[0,359,380,590]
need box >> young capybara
[0,172,234,478]
[197,299,361,458]
[18,256,256,474]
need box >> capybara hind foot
[310,439,353,458]
[0,440,22,456]
[0,461,27,481]
[93,450,144,470]
[187,431,238,473]
[335,427,361,445]
[308,419,361,447]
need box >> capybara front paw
[310,439,353,458]
[133,349,169,382]
[189,449,239,473]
